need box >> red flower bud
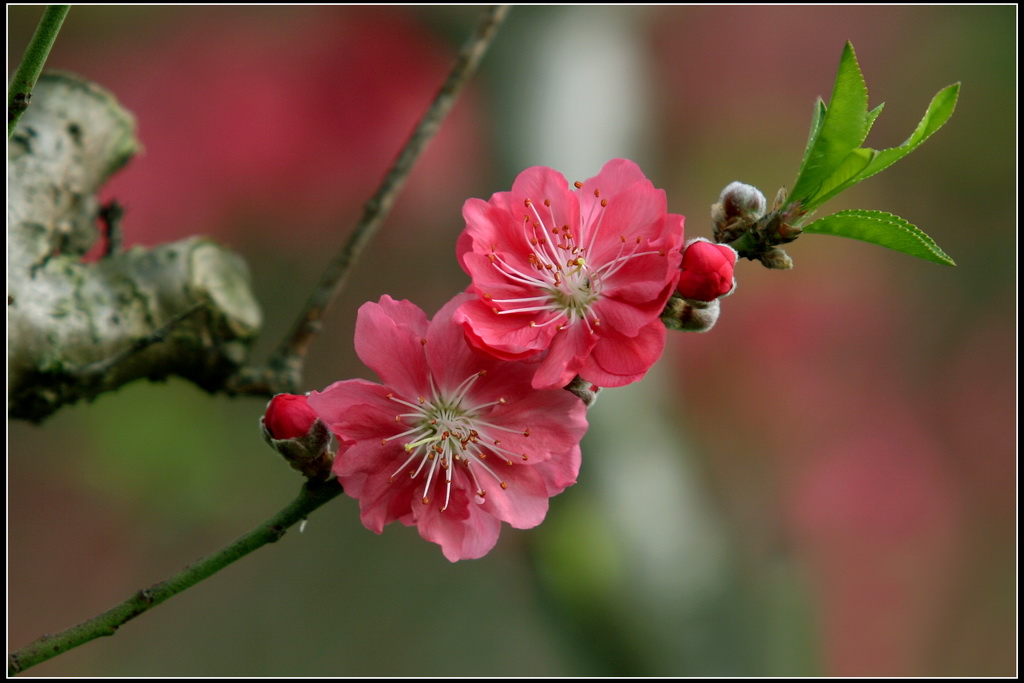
[263,393,318,440]
[261,393,336,480]
[676,238,738,302]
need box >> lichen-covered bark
[8,71,262,422]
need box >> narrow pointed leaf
[848,82,960,185]
[796,97,828,181]
[803,209,956,266]
[864,102,885,136]
[801,83,960,211]
[789,42,870,205]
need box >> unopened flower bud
[759,246,794,270]
[667,296,716,333]
[264,393,318,440]
[776,220,803,242]
[719,181,767,221]
[564,375,601,408]
[261,393,335,480]
[712,181,768,243]
[676,238,738,302]
[662,295,721,332]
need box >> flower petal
[353,296,430,396]
[581,320,667,388]
[455,295,553,360]
[414,486,502,561]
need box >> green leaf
[804,83,960,210]
[803,209,956,266]
[849,83,960,185]
[864,102,885,136]
[810,147,875,207]
[789,42,869,206]
[796,97,827,179]
[786,39,959,220]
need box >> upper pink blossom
[455,159,685,389]
[676,238,738,302]
[307,294,588,562]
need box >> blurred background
[7,5,1015,676]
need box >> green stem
[8,5,71,139]
[7,478,344,676]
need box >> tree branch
[229,5,513,396]
[7,72,262,422]
[7,5,70,139]
[7,478,344,676]
[7,9,515,672]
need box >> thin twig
[7,478,344,676]
[8,11,513,672]
[8,5,71,139]
[231,5,512,396]
[99,199,125,257]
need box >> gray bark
[8,71,262,422]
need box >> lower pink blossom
[676,238,738,302]
[307,294,588,561]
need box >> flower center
[382,369,531,512]
[485,185,663,334]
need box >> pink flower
[676,238,738,302]
[455,159,685,389]
[263,393,319,440]
[307,294,588,561]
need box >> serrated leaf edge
[804,208,956,266]
[847,83,961,188]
